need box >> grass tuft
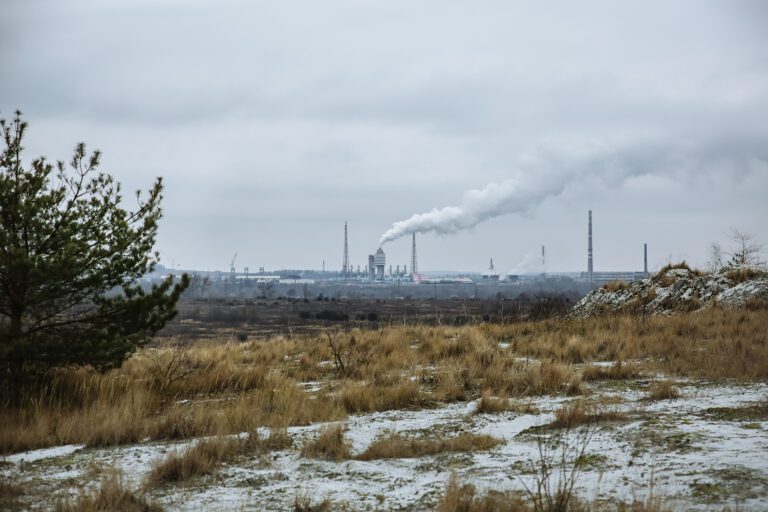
[356,431,500,461]
[474,393,538,415]
[436,474,529,512]
[645,381,681,401]
[549,401,626,430]
[57,469,162,512]
[300,424,351,461]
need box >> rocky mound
[570,264,768,317]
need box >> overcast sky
[2,0,767,273]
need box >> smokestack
[541,245,545,269]
[644,243,648,275]
[588,210,593,283]
[411,232,418,278]
[342,221,349,280]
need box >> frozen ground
[2,379,767,511]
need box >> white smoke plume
[378,136,767,245]
[507,253,541,275]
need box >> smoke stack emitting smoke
[379,172,568,245]
[378,137,762,245]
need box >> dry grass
[2,309,765,455]
[293,495,334,512]
[0,478,25,511]
[548,401,626,430]
[436,474,530,512]
[56,469,162,512]
[602,281,629,292]
[147,437,241,486]
[582,361,643,382]
[655,261,705,276]
[725,267,765,284]
[645,381,681,401]
[300,424,351,461]
[147,429,292,486]
[356,431,500,461]
[474,393,538,415]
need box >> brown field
[2,308,767,455]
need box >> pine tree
[0,111,189,403]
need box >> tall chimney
[541,245,545,269]
[644,243,648,275]
[588,210,593,283]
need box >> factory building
[583,210,649,285]
[374,247,386,281]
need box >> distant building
[374,248,386,281]
[581,271,648,285]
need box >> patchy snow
[4,380,766,510]
[571,265,768,317]
[3,443,85,464]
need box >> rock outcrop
[570,264,768,317]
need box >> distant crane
[230,252,238,280]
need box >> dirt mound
[570,264,768,317]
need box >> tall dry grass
[2,309,765,455]
[147,429,292,486]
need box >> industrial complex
[151,210,649,296]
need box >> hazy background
[2,0,767,273]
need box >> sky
[2,0,767,273]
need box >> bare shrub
[518,427,592,512]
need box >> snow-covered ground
[3,380,767,511]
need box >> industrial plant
[147,210,650,300]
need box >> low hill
[570,263,768,317]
